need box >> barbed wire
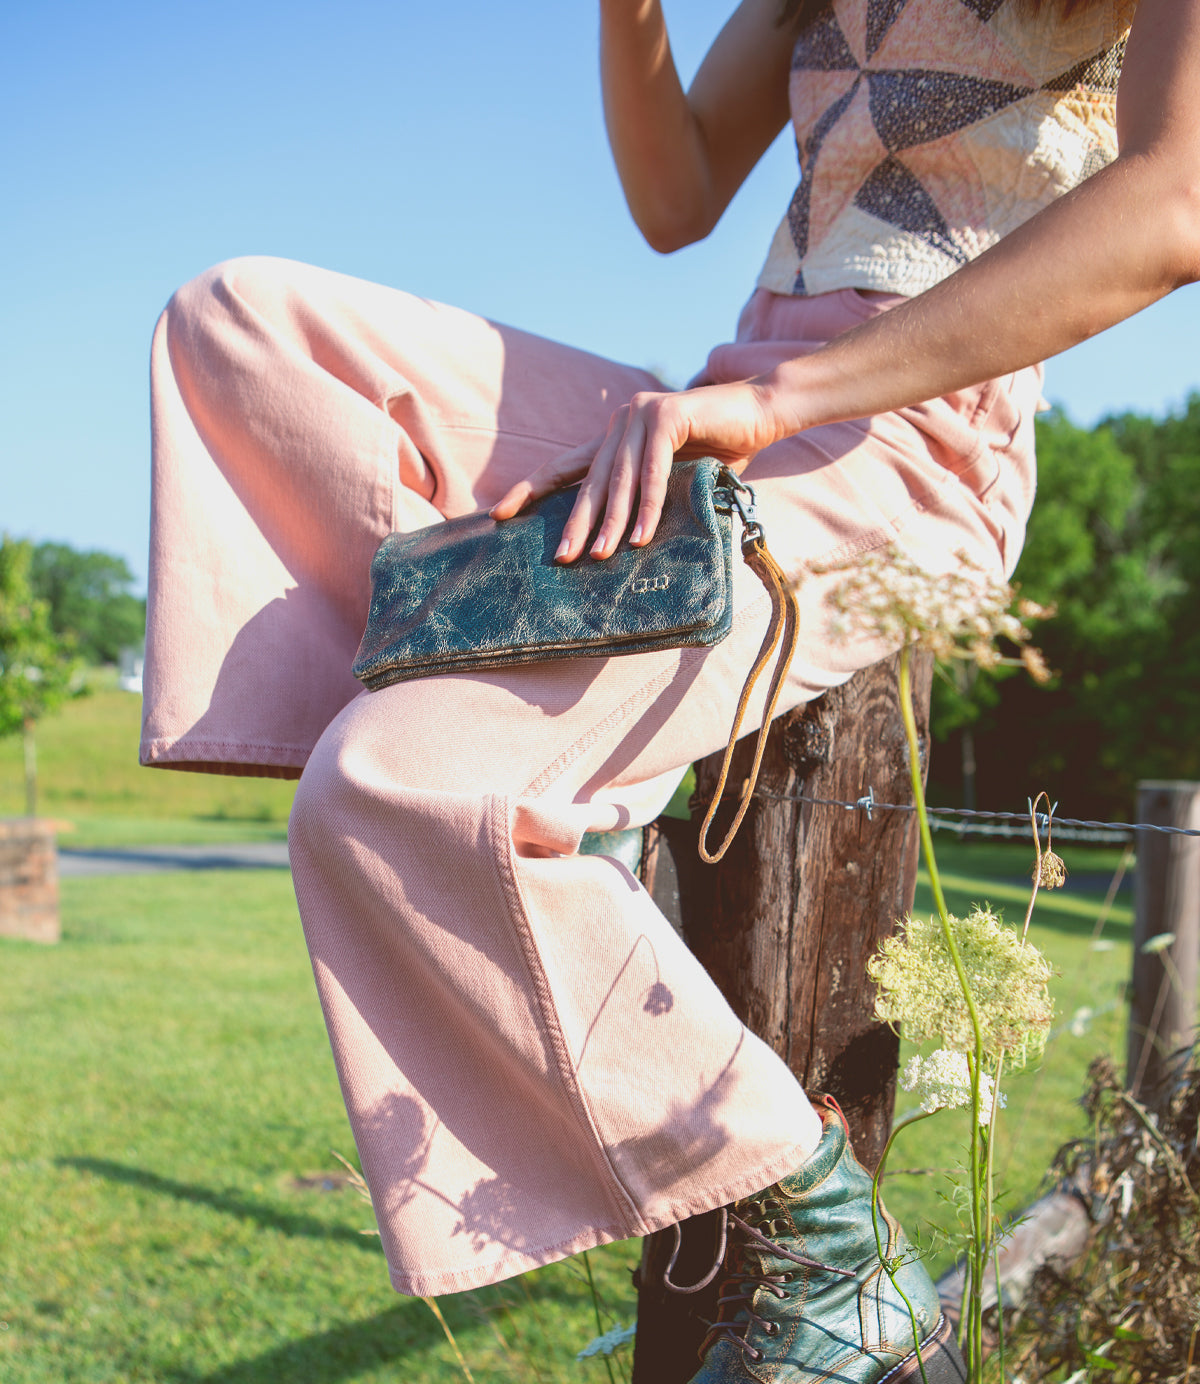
[747,786,1200,839]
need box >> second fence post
[1128,780,1200,1109]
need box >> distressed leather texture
[353,459,735,690]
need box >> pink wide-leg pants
[143,257,1040,1296]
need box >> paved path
[55,844,1133,893]
[59,842,290,876]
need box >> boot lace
[662,1198,855,1363]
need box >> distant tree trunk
[631,651,934,1384]
[961,726,976,813]
[23,718,37,818]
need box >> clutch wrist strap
[697,485,799,864]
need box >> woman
[141,0,1195,1379]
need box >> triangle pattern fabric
[869,0,1034,85]
[957,0,1006,18]
[1044,36,1126,93]
[786,176,815,265]
[868,71,1031,152]
[804,79,862,165]
[865,0,908,58]
[792,8,859,71]
[765,0,1129,296]
[854,156,970,264]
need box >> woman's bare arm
[600,0,798,251]
[497,0,1200,561]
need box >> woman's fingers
[492,382,779,562]
[488,438,600,520]
[593,393,684,554]
[629,410,678,547]
[589,411,647,559]
[556,427,621,562]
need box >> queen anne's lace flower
[813,545,1052,675]
[902,1049,1005,1125]
[869,908,1053,1068]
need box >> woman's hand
[489,380,783,562]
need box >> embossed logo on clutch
[630,576,670,593]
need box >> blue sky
[4,0,1198,591]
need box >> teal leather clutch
[351,458,798,861]
[353,460,739,690]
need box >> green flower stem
[897,647,986,1052]
[422,1296,478,1384]
[1021,794,1049,942]
[871,1110,940,1384]
[898,645,990,1376]
[582,1251,618,1384]
[982,1052,1006,1376]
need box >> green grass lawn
[0,873,639,1384]
[0,854,1135,1382]
[0,686,295,846]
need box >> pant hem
[385,1135,816,1297]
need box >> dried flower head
[1034,850,1068,889]
[869,907,1054,1068]
[902,1049,1006,1124]
[814,545,1053,671]
[1020,645,1052,685]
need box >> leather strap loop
[697,535,800,863]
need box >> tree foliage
[931,400,1200,819]
[29,543,145,666]
[0,537,81,741]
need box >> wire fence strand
[746,787,1200,841]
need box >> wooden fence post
[1128,781,1200,1109]
[631,651,933,1384]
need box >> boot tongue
[775,1108,847,1197]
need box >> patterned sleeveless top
[757,0,1136,297]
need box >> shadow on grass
[169,1304,432,1384]
[58,1158,380,1253]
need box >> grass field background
[0,685,295,845]
[0,689,1139,1382]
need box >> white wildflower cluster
[869,908,1054,1068]
[814,545,1052,678]
[902,1049,1005,1125]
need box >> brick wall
[0,819,60,944]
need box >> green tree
[0,537,83,815]
[930,403,1200,819]
[30,543,145,665]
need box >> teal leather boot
[682,1100,966,1384]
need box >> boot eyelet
[764,1320,781,1336]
